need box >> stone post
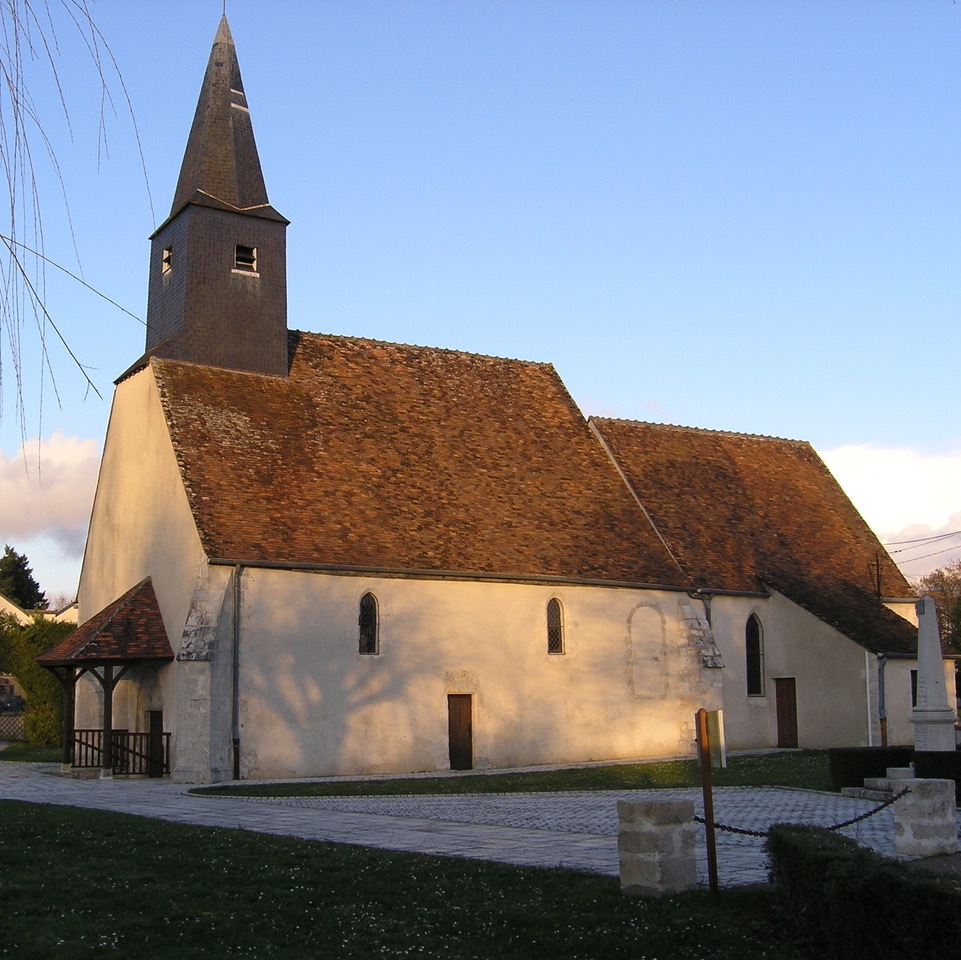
[893,779,958,858]
[618,798,697,896]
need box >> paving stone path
[2,761,957,887]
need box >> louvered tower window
[547,598,564,655]
[359,592,379,655]
[234,244,257,272]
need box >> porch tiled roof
[36,579,174,667]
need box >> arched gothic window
[547,598,564,655]
[746,613,764,696]
[359,592,379,655]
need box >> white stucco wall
[74,366,205,744]
[881,657,957,746]
[0,596,77,625]
[224,569,724,780]
[0,595,32,625]
[714,590,886,750]
[885,598,919,627]
[882,658,917,746]
[78,366,203,630]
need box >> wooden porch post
[61,668,77,773]
[46,666,80,775]
[100,664,114,779]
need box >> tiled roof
[591,419,916,655]
[152,331,684,585]
[36,579,174,667]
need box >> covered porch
[36,578,175,778]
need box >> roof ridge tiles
[589,416,807,445]
[294,329,553,368]
[147,331,556,379]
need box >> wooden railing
[73,728,170,777]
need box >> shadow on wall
[235,572,708,778]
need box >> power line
[886,530,961,547]
[897,543,961,565]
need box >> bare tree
[915,558,961,655]
[0,0,148,434]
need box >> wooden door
[774,678,798,748]
[448,695,473,770]
[147,710,165,778]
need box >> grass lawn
[193,749,833,797]
[0,799,803,960]
[0,742,60,763]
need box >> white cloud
[0,430,100,556]
[819,444,961,578]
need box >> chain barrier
[692,786,911,838]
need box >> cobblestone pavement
[1,761,957,888]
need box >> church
[39,18,938,783]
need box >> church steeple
[170,16,277,218]
[145,16,289,377]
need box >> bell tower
[145,16,289,376]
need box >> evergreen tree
[0,545,48,610]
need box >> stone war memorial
[911,596,957,752]
[890,596,959,859]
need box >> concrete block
[886,767,914,780]
[617,829,658,855]
[645,799,695,825]
[660,857,698,888]
[908,779,953,799]
[841,787,891,802]
[619,857,659,888]
[911,822,957,842]
[894,778,958,857]
[618,799,697,897]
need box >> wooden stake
[696,708,720,897]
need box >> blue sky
[2,0,960,599]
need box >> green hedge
[766,824,961,959]
[0,616,72,745]
[827,746,914,790]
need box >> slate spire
[144,16,289,377]
[170,16,280,220]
